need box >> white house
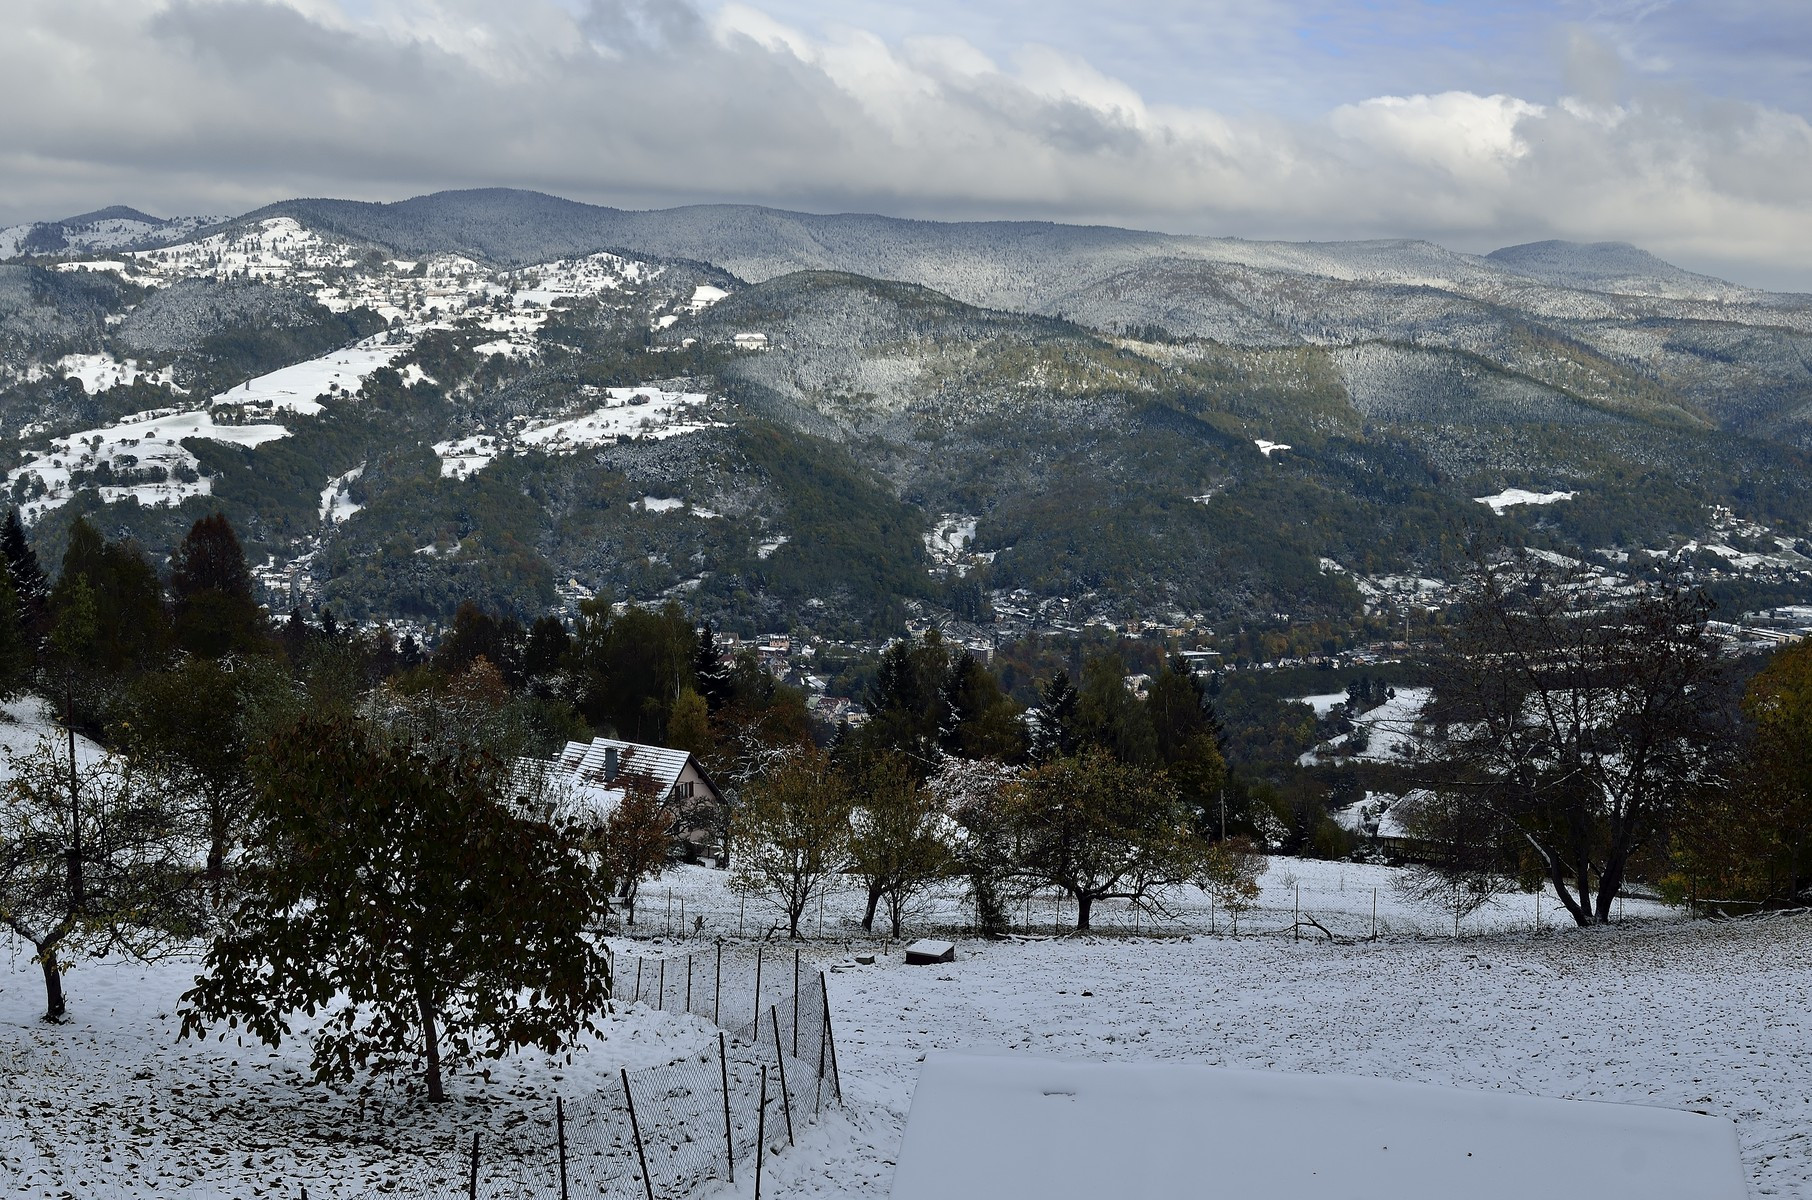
[732,331,770,351]
[533,737,721,833]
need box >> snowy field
[212,337,412,415]
[3,854,1804,1198]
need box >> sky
[3,0,1811,288]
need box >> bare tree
[1423,549,1730,926]
[1390,790,1512,935]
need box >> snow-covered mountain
[0,206,226,260]
[2,189,1810,633]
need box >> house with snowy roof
[531,737,723,854]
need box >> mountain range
[2,188,1809,637]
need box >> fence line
[332,949,837,1200]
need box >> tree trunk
[207,797,228,906]
[39,948,66,1022]
[416,984,445,1103]
[889,895,905,940]
[65,679,84,912]
[1547,864,1592,927]
[1075,893,1092,932]
[861,882,881,933]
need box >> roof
[891,1053,1747,1200]
[538,737,713,825]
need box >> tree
[181,716,612,1101]
[731,747,851,939]
[1075,654,1158,765]
[1,506,47,649]
[849,752,954,937]
[599,775,674,925]
[1027,670,1081,763]
[1423,551,1730,926]
[939,651,1025,762]
[1147,657,1228,833]
[169,513,267,659]
[928,757,1022,937]
[122,656,289,905]
[666,688,713,758]
[1676,638,1812,907]
[1004,750,1199,931]
[1196,836,1265,934]
[1391,790,1511,936]
[0,743,199,1020]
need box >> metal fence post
[771,1005,794,1146]
[634,957,642,1004]
[792,950,800,1057]
[686,953,694,1015]
[556,1095,569,1200]
[714,940,723,1025]
[754,944,763,1027]
[719,1031,735,1185]
[820,970,842,1103]
[622,1068,655,1200]
[755,1065,768,1200]
[658,957,666,1010]
[467,1131,479,1200]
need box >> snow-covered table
[890,1053,1747,1200]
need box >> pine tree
[170,514,267,659]
[1,507,48,647]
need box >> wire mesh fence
[325,952,838,1200]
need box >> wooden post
[667,887,673,937]
[686,953,694,1015]
[755,1065,768,1200]
[557,1095,569,1200]
[714,940,723,1025]
[719,1031,735,1185]
[1372,888,1378,939]
[467,1131,479,1200]
[1294,884,1300,942]
[771,1005,795,1145]
[634,957,643,1004]
[622,1068,655,1200]
[658,957,666,1010]
[821,970,842,1103]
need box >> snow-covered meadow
[6,847,1804,1198]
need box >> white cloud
[2,0,1810,288]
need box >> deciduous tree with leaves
[180,716,612,1101]
[731,746,850,939]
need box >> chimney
[605,745,619,784]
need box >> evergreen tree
[170,513,267,659]
[1028,670,1081,763]
[1,506,48,647]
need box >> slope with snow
[5,407,288,522]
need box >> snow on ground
[0,695,107,773]
[924,515,977,563]
[5,855,1807,1198]
[1298,686,1433,766]
[1255,439,1291,456]
[434,435,502,480]
[212,335,410,415]
[319,463,366,524]
[890,1052,1747,1200]
[517,387,721,451]
[51,353,180,394]
[6,407,288,523]
[1476,487,1577,513]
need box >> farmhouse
[532,737,722,852]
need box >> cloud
[2,0,1810,289]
